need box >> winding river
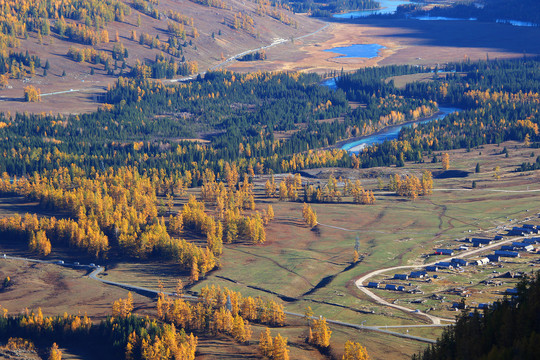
[340,107,460,153]
[320,77,461,153]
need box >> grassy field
[1,141,539,359]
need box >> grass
[1,141,540,359]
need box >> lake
[324,44,386,59]
[333,0,538,28]
[496,19,538,27]
[413,16,477,21]
[333,0,409,18]
[340,107,460,153]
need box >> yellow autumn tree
[302,203,317,227]
[343,340,370,360]
[272,333,289,360]
[442,153,450,170]
[259,327,273,357]
[48,343,62,360]
[309,316,331,348]
[24,86,41,102]
[112,292,134,317]
[421,170,434,196]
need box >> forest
[413,271,540,360]
[0,58,536,273]
[1,58,540,177]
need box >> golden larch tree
[442,153,450,170]
[24,86,41,102]
[259,327,273,357]
[272,333,289,360]
[48,343,62,360]
[343,340,370,360]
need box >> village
[362,220,540,319]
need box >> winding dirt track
[1,254,437,343]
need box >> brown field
[0,259,153,319]
[3,12,540,114]
[228,17,540,74]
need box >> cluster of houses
[366,224,540,293]
[507,224,540,236]
[491,237,539,259]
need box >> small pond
[324,44,386,59]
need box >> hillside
[0,0,323,113]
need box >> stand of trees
[0,306,197,360]
[156,284,286,340]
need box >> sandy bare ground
[228,17,540,74]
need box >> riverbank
[335,107,459,152]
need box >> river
[340,107,460,153]
[319,78,461,153]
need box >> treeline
[0,59,539,186]
[0,71,351,177]
[0,305,197,360]
[0,167,218,275]
[0,164,276,274]
[158,284,285,332]
[0,0,130,46]
[335,59,540,168]
[413,271,540,360]
[67,46,113,66]
[255,0,297,28]
[132,0,159,19]
[0,50,42,82]
[266,174,378,204]
[187,0,228,10]
[518,155,540,172]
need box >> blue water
[496,19,538,27]
[333,0,539,28]
[340,107,460,153]
[334,0,409,18]
[413,16,477,21]
[321,77,338,90]
[325,44,386,59]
